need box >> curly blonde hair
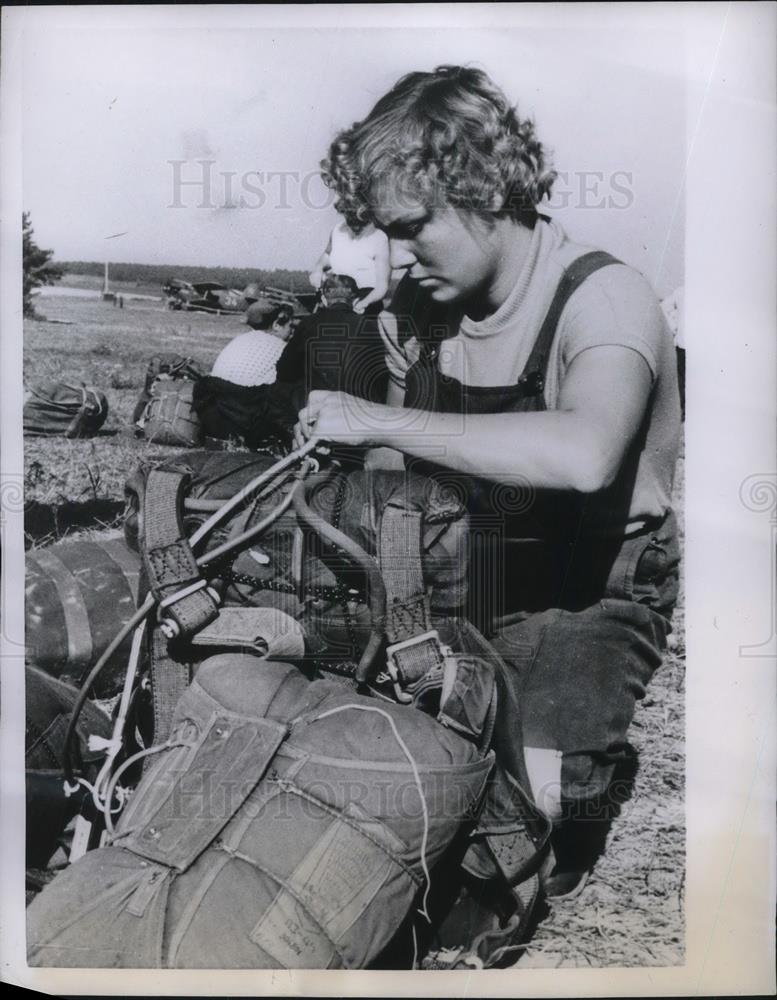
[321,65,556,232]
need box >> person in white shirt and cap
[210,297,295,387]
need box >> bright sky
[19,4,687,295]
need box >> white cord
[63,776,97,799]
[102,739,190,835]
[310,703,433,923]
[89,619,147,814]
[190,436,320,547]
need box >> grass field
[22,290,685,967]
[23,289,247,544]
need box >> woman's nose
[389,240,417,271]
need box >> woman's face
[371,189,502,308]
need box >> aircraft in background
[162,279,316,317]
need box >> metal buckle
[385,630,451,704]
[385,629,444,670]
[157,579,221,639]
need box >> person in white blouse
[309,218,391,314]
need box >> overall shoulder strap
[522,250,622,381]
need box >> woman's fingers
[295,391,374,447]
[293,422,306,449]
[296,391,329,442]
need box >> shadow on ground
[25,499,126,548]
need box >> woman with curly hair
[297,65,681,898]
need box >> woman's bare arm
[296,345,653,493]
[353,239,392,313]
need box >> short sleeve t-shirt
[329,221,389,290]
[211,330,286,387]
[379,217,681,528]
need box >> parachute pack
[25,443,551,969]
[133,353,206,447]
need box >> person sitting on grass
[192,298,298,447]
[210,297,295,387]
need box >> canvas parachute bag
[133,353,206,447]
[23,381,108,438]
[26,535,141,696]
[28,444,550,969]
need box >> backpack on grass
[23,381,108,438]
[133,353,206,447]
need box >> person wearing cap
[193,297,299,448]
[210,297,295,387]
[277,273,388,404]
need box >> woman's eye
[385,218,426,240]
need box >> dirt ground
[22,290,685,967]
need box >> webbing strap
[142,470,219,636]
[380,502,429,644]
[379,500,445,686]
[32,548,93,668]
[379,490,548,900]
[149,630,190,746]
[140,469,218,745]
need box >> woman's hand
[294,391,386,449]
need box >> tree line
[53,261,310,292]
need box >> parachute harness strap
[142,469,221,640]
[141,469,218,746]
[379,495,453,701]
[61,440,320,794]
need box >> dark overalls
[398,252,680,842]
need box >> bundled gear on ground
[25,443,551,969]
[133,353,207,447]
[23,381,109,438]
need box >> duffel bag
[23,381,108,438]
[25,535,141,695]
[27,655,494,969]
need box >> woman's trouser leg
[490,600,669,881]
